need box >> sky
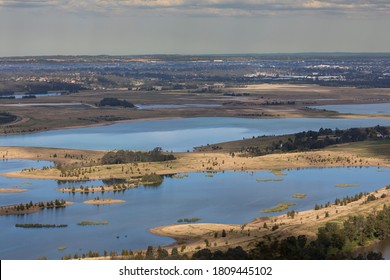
[0,0,389,56]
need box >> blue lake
[0,92,62,99]
[310,103,390,115]
[0,117,389,152]
[1,160,390,259]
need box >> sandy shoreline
[2,148,389,181]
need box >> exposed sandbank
[83,198,125,205]
[0,188,27,193]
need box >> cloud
[1,0,389,16]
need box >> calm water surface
[0,117,389,151]
[1,160,390,259]
[1,92,62,99]
[310,103,390,115]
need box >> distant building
[213,83,225,88]
[152,86,163,91]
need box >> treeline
[26,82,84,93]
[343,204,390,245]
[0,82,83,95]
[246,125,389,156]
[97,98,135,108]
[62,246,190,260]
[278,126,389,152]
[314,192,370,210]
[101,147,175,165]
[14,199,67,211]
[0,112,17,125]
[4,200,66,212]
[0,199,68,215]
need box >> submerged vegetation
[172,173,189,179]
[256,178,284,182]
[335,184,360,188]
[271,170,287,176]
[292,193,307,199]
[15,224,68,228]
[77,221,109,226]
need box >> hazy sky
[1,0,389,56]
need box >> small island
[16,224,68,228]
[77,221,109,226]
[0,200,73,215]
[83,198,125,205]
[292,193,307,199]
[0,188,28,193]
[335,184,360,188]
[58,183,136,193]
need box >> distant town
[1,54,390,97]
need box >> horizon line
[2,52,390,59]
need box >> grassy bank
[3,145,390,182]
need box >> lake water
[0,117,389,152]
[310,103,390,115]
[1,160,390,259]
[0,92,62,99]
